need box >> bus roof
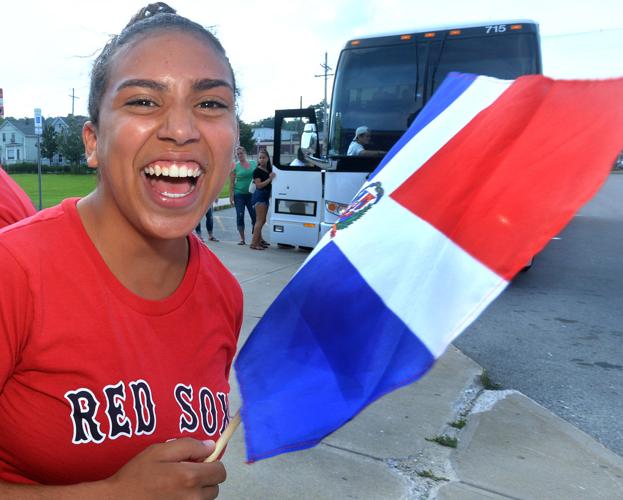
[345,20,539,48]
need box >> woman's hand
[268,172,276,180]
[0,439,225,499]
[104,438,226,499]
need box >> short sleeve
[0,242,33,391]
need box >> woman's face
[83,30,237,240]
[258,152,268,166]
[236,148,247,162]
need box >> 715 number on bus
[486,24,507,34]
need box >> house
[43,117,70,165]
[0,115,85,166]
[47,117,69,135]
[0,118,38,164]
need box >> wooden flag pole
[204,410,241,462]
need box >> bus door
[270,109,323,249]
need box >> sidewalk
[205,232,623,499]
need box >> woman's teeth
[143,162,202,199]
[142,163,202,178]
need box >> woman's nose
[157,105,200,145]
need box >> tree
[40,124,58,164]
[57,116,85,169]
[238,119,256,153]
[250,116,274,128]
[308,99,328,135]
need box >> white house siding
[0,121,38,164]
[24,137,38,162]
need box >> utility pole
[69,88,80,116]
[315,52,333,154]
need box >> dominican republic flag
[235,72,623,462]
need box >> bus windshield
[329,27,540,170]
[432,34,539,91]
[329,43,419,159]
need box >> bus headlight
[325,200,349,216]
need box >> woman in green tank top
[229,146,257,244]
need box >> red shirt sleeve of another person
[0,166,36,228]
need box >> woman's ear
[82,121,99,169]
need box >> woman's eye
[198,100,227,110]
[127,98,157,107]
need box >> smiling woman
[0,3,242,498]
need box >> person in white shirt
[347,126,386,157]
[289,148,312,166]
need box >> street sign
[34,108,43,135]
[34,107,43,209]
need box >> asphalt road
[454,173,623,457]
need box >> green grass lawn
[11,174,97,209]
[10,174,230,209]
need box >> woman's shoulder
[195,239,243,300]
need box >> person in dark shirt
[250,149,275,250]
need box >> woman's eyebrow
[115,78,232,93]
[193,78,234,92]
[116,79,167,92]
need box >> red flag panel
[391,76,623,280]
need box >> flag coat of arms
[235,72,623,462]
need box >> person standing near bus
[195,204,218,241]
[229,146,256,245]
[0,2,241,496]
[289,147,311,167]
[347,125,386,157]
[250,149,275,250]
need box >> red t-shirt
[0,166,36,228]
[0,199,242,485]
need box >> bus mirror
[300,123,318,155]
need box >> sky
[2,0,623,123]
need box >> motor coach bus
[270,21,542,248]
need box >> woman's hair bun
[126,2,176,28]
